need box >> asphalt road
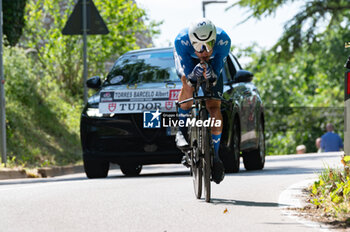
[0,152,343,232]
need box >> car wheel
[243,119,265,170]
[223,118,240,173]
[120,164,142,176]
[83,156,109,178]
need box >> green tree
[229,0,350,58]
[23,0,160,96]
[229,0,349,154]
[3,0,27,46]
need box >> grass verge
[305,155,350,228]
[3,45,82,168]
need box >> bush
[237,26,349,155]
[309,156,350,219]
[4,46,82,167]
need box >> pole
[0,0,6,165]
[345,71,350,155]
[202,1,206,17]
[82,0,88,104]
[202,1,228,18]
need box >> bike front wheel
[190,111,202,199]
[201,109,211,203]
[191,147,202,199]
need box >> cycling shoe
[181,155,191,168]
[212,156,225,184]
[175,131,190,151]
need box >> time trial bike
[176,77,217,202]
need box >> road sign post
[344,42,350,155]
[345,70,350,155]
[0,0,6,165]
[82,0,88,104]
[62,0,109,105]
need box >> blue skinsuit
[174,27,231,97]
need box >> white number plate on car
[99,89,181,114]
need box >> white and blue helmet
[188,18,217,53]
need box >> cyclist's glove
[205,64,217,86]
[187,63,204,87]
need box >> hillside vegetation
[2,0,159,167]
[4,46,82,167]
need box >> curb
[279,179,332,231]
[0,168,27,180]
[37,165,84,178]
[0,165,85,180]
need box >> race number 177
[169,89,181,101]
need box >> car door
[221,55,247,146]
[226,54,258,150]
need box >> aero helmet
[188,18,217,53]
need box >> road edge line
[278,179,332,231]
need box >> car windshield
[104,51,179,85]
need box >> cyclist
[174,18,231,184]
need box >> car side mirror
[86,76,101,89]
[234,70,253,83]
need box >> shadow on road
[211,198,288,207]
[266,153,341,163]
[0,169,190,186]
[110,170,190,179]
[0,154,335,186]
[231,166,323,176]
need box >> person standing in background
[321,123,343,152]
[315,137,322,153]
[296,145,306,154]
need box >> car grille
[131,114,162,143]
[82,113,177,153]
[91,136,176,153]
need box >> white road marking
[279,179,332,231]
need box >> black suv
[80,47,265,178]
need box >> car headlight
[86,107,103,117]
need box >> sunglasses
[192,39,215,53]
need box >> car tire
[223,117,240,173]
[120,164,142,176]
[83,157,109,178]
[243,118,265,171]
